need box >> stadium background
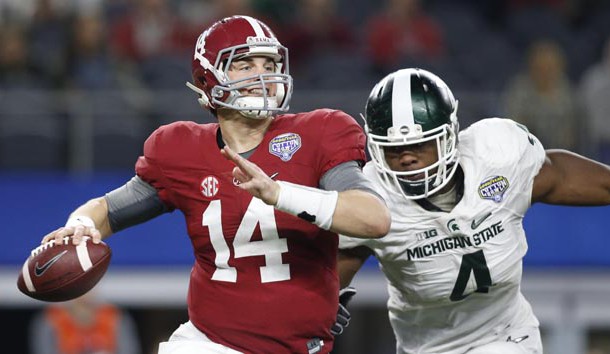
[1,0,610,353]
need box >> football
[17,236,111,302]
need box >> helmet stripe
[391,72,415,128]
[242,16,268,37]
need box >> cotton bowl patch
[269,133,301,161]
[478,176,509,202]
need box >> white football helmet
[364,68,460,199]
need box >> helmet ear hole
[192,67,206,88]
[197,76,206,87]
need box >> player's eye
[384,143,426,155]
[383,146,405,156]
[229,61,250,71]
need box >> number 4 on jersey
[450,250,492,301]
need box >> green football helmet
[364,68,459,199]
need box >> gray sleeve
[104,176,170,233]
[319,161,384,201]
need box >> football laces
[31,237,71,257]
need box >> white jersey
[340,118,546,354]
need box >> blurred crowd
[29,292,141,354]
[1,0,610,169]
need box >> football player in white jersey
[337,68,610,354]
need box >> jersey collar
[414,165,464,212]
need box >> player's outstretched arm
[532,149,610,205]
[42,175,170,246]
[331,189,390,238]
[338,247,372,288]
[221,146,390,238]
[42,197,112,246]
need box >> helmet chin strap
[433,160,446,188]
[186,82,210,108]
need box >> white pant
[466,326,542,354]
[158,321,243,354]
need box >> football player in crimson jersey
[42,15,390,354]
[336,68,610,354]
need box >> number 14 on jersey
[202,198,291,283]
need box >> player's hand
[221,146,280,205]
[41,224,102,246]
[331,287,357,336]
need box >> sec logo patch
[201,175,220,198]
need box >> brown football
[17,236,111,302]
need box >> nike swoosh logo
[34,250,68,277]
[471,212,492,229]
[507,335,529,344]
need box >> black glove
[330,287,357,336]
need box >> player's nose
[398,152,418,167]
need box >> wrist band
[65,216,96,229]
[275,181,338,230]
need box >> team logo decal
[201,175,220,198]
[478,176,510,202]
[269,133,301,161]
[447,219,461,232]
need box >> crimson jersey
[135,109,366,354]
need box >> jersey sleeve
[338,233,374,250]
[316,110,367,175]
[134,126,177,210]
[463,118,546,214]
[338,162,386,250]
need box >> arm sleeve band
[320,161,384,201]
[275,182,338,230]
[65,216,95,228]
[104,176,170,232]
